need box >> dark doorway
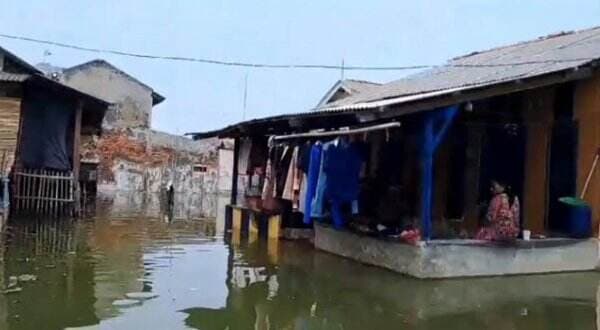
[479,124,527,227]
[547,83,578,234]
[547,122,578,233]
[446,127,468,219]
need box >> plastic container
[559,197,592,238]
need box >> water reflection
[92,192,229,235]
[93,191,228,222]
[1,216,600,329]
[2,218,97,330]
[184,237,600,330]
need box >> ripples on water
[0,216,600,330]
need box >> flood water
[1,214,600,329]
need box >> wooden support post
[231,137,240,206]
[73,101,83,216]
[421,106,459,240]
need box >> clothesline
[272,122,401,141]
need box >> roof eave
[27,74,113,110]
[0,46,43,75]
[152,91,166,105]
[186,65,595,140]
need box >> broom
[559,147,599,234]
[581,147,600,201]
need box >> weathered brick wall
[93,129,227,218]
[97,129,221,192]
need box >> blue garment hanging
[303,143,322,224]
[324,140,364,228]
[311,141,333,218]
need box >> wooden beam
[380,67,593,121]
[73,100,83,180]
[273,122,401,141]
[73,100,83,215]
[230,137,240,206]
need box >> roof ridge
[451,25,600,61]
[0,45,42,74]
[63,59,165,105]
[343,79,381,85]
[64,59,150,89]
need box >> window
[193,164,208,173]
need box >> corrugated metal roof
[315,79,381,108]
[319,26,600,111]
[0,72,30,82]
[188,26,600,138]
[341,79,381,94]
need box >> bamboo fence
[13,168,76,216]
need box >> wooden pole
[231,137,240,206]
[54,171,59,217]
[37,169,43,214]
[25,169,31,212]
[272,122,401,141]
[73,100,83,216]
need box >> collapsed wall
[94,129,230,218]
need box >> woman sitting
[476,180,520,241]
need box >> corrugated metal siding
[0,72,29,82]
[0,97,21,174]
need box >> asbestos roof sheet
[320,26,600,111]
[188,26,600,138]
[341,79,381,93]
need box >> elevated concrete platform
[314,223,600,279]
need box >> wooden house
[0,46,109,220]
[189,27,600,278]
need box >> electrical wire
[0,33,597,71]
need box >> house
[188,27,600,278]
[0,46,110,224]
[41,59,228,219]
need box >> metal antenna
[340,58,345,80]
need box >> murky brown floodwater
[1,214,600,330]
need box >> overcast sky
[1,1,599,134]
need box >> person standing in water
[476,179,520,241]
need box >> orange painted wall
[574,76,600,235]
[521,88,554,235]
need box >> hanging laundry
[262,148,279,213]
[237,138,252,175]
[295,142,312,213]
[311,141,333,219]
[303,143,323,224]
[298,142,312,173]
[275,146,292,197]
[298,172,308,214]
[282,147,299,201]
[323,140,364,228]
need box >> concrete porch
[314,223,600,279]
